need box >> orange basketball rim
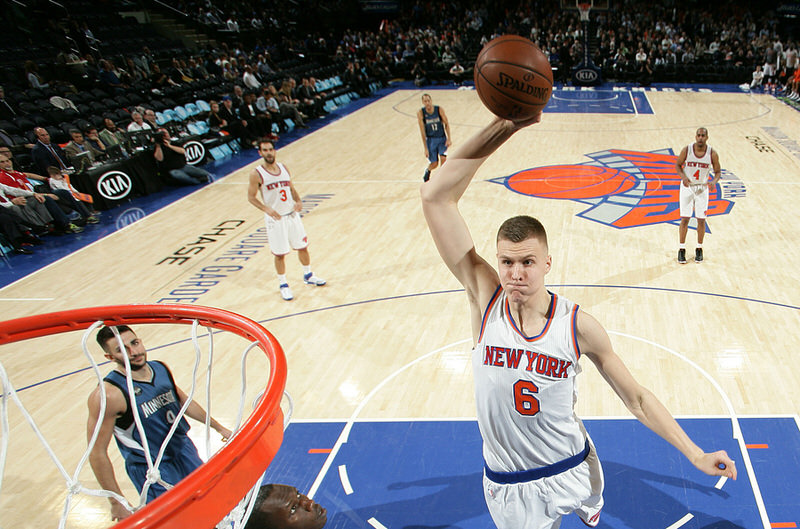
[0,304,288,529]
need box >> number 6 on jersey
[514,379,540,416]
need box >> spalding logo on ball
[474,35,554,121]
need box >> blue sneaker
[303,273,326,286]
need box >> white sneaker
[303,273,326,286]
[279,284,293,300]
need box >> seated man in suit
[63,129,104,173]
[31,127,71,175]
[239,91,270,139]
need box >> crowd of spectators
[1,0,796,258]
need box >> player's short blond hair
[497,215,548,248]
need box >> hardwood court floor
[1,85,799,528]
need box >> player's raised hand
[693,450,737,479]
[510,110,543,129]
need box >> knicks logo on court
[489,149,746,229]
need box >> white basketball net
[578,3,591,21]
[0,319,292,529]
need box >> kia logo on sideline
[97,171,133,200]
[575,69,599,83]
[184,141,206,165]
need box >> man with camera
[152,129,210,185]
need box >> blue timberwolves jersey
[422,106,445,138]
[104,360,192,464]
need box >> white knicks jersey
[474,287,586,472]
[684,143,713,184]
[256,163,295,216]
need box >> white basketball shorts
[679,183,709,219]
[266,212,308,255]
[483,440,604,529]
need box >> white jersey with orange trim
[684,143,713,185]
[474,287,586,473]
[256,162,294,216]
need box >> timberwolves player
[417,93,451,182]
[87,325,232,522]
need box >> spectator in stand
[168,58,193,84]
[449,60,466,85]
[0,184,52,236]
[84,127,107,160]
[133,47,154,77]
[0,202,43,254]
[276,92,308,128]
[750,65,764,90]
[99,60,128,93]
[188,57,209,80]
[207,100,226,131]
[785,44,798,75]
[257,87,287,133]
[256,54,274,77]
[231,85,245,109]
[243,65,261,90]
[153,129,210,185]
[24,60,49,89]
[31,127,70,175]
[121,57,146,85]
[343,61,370,96]
[143,109,159,131]
[297,78,326,118]
[127,112,153,133]
[63,130,103,173]
[681,46,695,65]
[282,78,313,119]
[239,91,270,139]
[635,48,647,66]
[150,63,177,89]
[82,53,100,82]
[218,96,256,144]
[205,53,222,77]
[0,86,19,121]
[441,46,457,69]
[0,153,84,233]
[100,118,130,154]
[46,166,98,214]
[637,58,654,87]
[411,60,428,87]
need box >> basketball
[474,35,553,121]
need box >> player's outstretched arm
[87,384,134,521]
[420,115,540,287]
[176,386,233,440]
[577,310,737,480]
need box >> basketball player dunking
[421,114,736,529]
[674,127,721,264]
[417,94,451,182]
